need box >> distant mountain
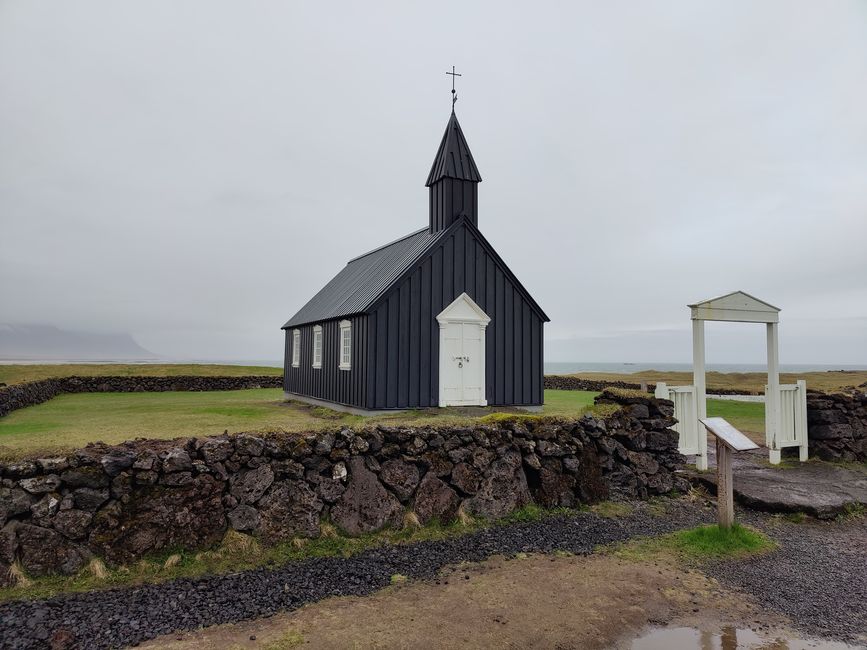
[0,324,158,361]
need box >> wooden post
[701,417,758,529]
[716,437,734,528]
[692,319,708,470]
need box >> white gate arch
[665,291,808,469]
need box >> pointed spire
[425,111,482,187]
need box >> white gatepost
[766,321,781,464]
[692,319,708,470]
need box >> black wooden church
[282,104,548,412]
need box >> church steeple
[426,110,482,232]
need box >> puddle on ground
[630,626,862,650]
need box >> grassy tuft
[262,629,305,650]
[402,511,422,531]
[86,558,109,580]
[390,573,408,584]
[836,502,865,521]
[162,554,181,569]
[674,524,775,557]
[612,523,776,563]
[590,501,633,518]
[8,561,32,588]
[457,502,475,527]
[781,512,807,524]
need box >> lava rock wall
[543,375,751,396]
[807,389,867,462]
[0,376,283,417]
[0,391,685,584]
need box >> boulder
[16,524,89,576]
[0,487,34,524]
[19,475,61,495]
[315,478,346,504]
[378,459,420,501]
[100,450,136,477]
[257,480,322,542]
[0,523,17,564]
[36,457,69,473]
[199,438,233,464]
[235,435,265,457]
[331,457,402,535]
[88,474,225,564]
[52,510,93,540]
[60,467,109,489]
[162,448,193,473]
[465,451,531,519]
[229,464,274,505]
[72,488,109,512]
[413,474,460,525]
[533,467,576,508]
[227,505,260,532]
[450,462,482,495]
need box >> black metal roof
[282,227,443,328]
[425,111,482,187]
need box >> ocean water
[542,361,867,374]
[4,359,863,375]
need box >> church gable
[364,217,546,409]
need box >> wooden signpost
[699,417,759,529]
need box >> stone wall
[0,390,685,583]
[807,389,867,462]
[0,376,283,417]
[544,375,649,392]
[543,375,752,396]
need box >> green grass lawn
[706,398,765,440]
[0,386,761,459]
[0,363,281,386]
[0,389,599,459]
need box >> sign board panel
[699,417,759,452]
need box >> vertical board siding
[365,222,544,409]
[283,315,368,408]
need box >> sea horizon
[2,358,865,374]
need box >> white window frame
[312,325,322,369]
[291,329,300,368]
[338,320,351,371]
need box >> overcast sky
[1,1,865,365]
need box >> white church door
[437,293,490,407]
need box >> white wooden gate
[654,383,701,456]
[765,379,808,462]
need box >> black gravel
[706,510,867,645]
[0,501,709,650]
[2,501,866,649]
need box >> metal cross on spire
[446,65,461,108]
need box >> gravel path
[1,501,865,649]
[707,510,867,644]
[0,502,709,650]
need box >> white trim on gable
[436,292,491,325]
[689,291,780,324]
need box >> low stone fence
[807,389,867,462]
[0,389,685,583]
[544,375,649,392]
[543,375,752,396]
[0,375,283,417]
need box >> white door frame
[436,292,491,407]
